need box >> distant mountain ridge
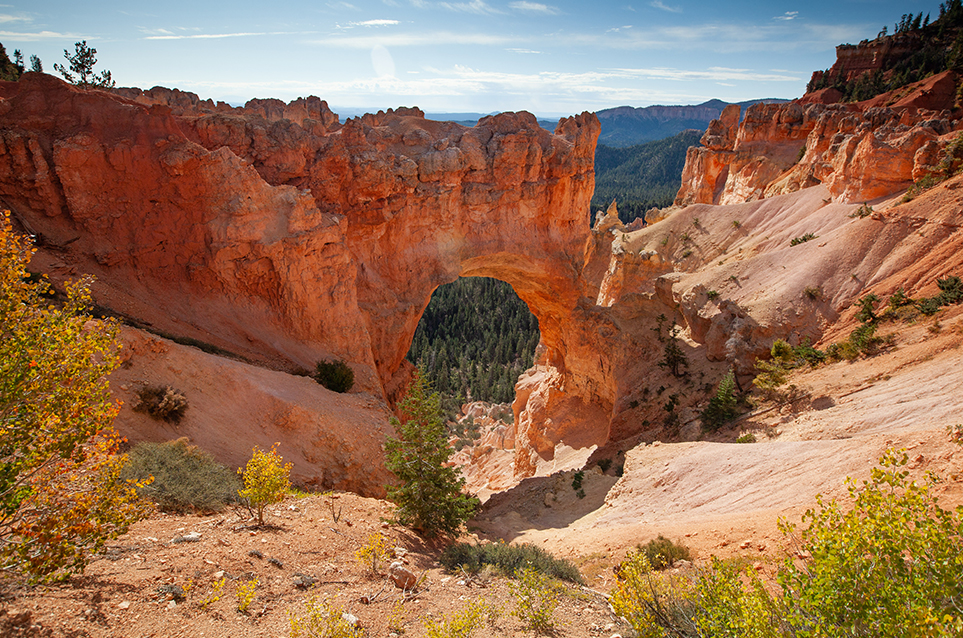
[596,98,789,147]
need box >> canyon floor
[2,302,961,638]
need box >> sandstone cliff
[675,80,962,207]
[0,73,611,486]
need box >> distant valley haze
[3,0,942,114]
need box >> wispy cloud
[145,32,271,40]
[509,1,559,15]
[775,11,799,21]
[353,19,400,26]
[606,25,633,33]
[650,1,681,13]
[0,29,78,41]
[439,0,503,15]
[609,66,799,82]
[0,13,29,23]
[507,47,541,54]
[311,31,512,48]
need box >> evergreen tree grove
[384,372,479,538]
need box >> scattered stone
[292,573,316,589]
[342,612,361,628]
[268,557,283,568]
[248,549,264,559]
[171,531,201,544]
[117,601,130,610]
[393,547,407,559]
[157,584,186,601]
[213,571,225,580]
[739,540,752,549]
[165,600,176,611]
[388,561,418,589]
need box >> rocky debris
[171,531,201,543]
[292,573,316,589]
[388,561,418,590]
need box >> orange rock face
[0,73,610,481]
[676,96,962,206]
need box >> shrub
[289,596,364,638]
[611,451,963,638]
[133,385,188,423]
[0,213,149,582]
[423,600,494,638]
[440,542,583,584]
[238,444,292,526]
[803,286,821,300]
[313,359,354,393]
[937,275,963,305]
[849,203,873,218]
[635,535,692,571]
[701,369,739,432]
[706,289,719,300]
[793,339,826,366]
[779,450,963,636]
[354,532,391,575]
[753,358,789,398]
[790,232,817,246]
[854,293,880,323]
[736,432,757,444]
[236,578,257,613]
[509,566,564,635]
[385,372,478,538]
[122,439,240,513]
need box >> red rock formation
[0,73,608,482]
[676,96,962,206]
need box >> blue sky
[1,1,941,115]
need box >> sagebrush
[122,438,240,513]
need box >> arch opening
[405,276,540,421]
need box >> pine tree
[384,372,478,538]
[53,41,115,89]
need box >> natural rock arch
[0,74,624,479]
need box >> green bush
[122,439,240,513]
[701,369,739,432]
[133,385,188,423]
[937,275,963,305]
[313,359,354,393]
[635,535,692,571]
[509,566,564,634]
[440,542,583,584]
[611,451,963,637]
[790,232,817,246]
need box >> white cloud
[145,32,269,40]
[775,11,799,21]
[650,1,681,13]
[310,31,512,48]
[0,13,28,23]
[354,19,400,26]
[439,0,503,15]
[606,25,633,33]
[0,29,78,41]
[509,2,559,15]
[507,47,541,54]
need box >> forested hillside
[406,277,540,418]
[808,0,963,101]
[591,129,702,224]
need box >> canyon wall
[0,73,618,484]
[676,80,961,207]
